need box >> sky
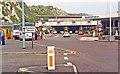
[24,0,120,15]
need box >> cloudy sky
[24,0,120,15]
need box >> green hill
[1,1,90,23]
[1,1,38,23]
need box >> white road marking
[64,53,68,55]
[18,68,28,72]
[64,57,69,60]
[64,62,78,74]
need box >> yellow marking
[15,40,76,55]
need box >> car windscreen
[14,25,19,30]
[65,33,69,34]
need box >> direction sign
[98,24,102,27]
[22,26,36,33]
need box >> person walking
[1,31,5,45]
[42,32,45,40]
[39,31,42,39]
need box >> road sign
[47,46,55,70]
[22,26,36,33]
[98,24,102,27]
[82,16,99,19]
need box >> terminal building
[35,15,120,35]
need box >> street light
[109,0,114,41]
[22,0,26,49]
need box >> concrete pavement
[2,40,72,55]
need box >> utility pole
[109,0,112,37]
[109,0,114,41]
[22,0,26,49]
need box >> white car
[69,31,73,34]
[75,31,78,34]
[63,32,70,37]
[53,31,57,34]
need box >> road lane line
[18,68,28,72]
[64,53,68,55]
[64,62,78,74]
[64,57,69,60]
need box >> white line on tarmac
[64,62,78,74]
[18,68,28,72]
[64,57,69,60]
[64,53,68,55]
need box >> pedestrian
[1,31,5,45]
[0,31,2,45]
[39,31,42,39]
[42,32,45,40]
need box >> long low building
[35,21,98,26]
[35,15,120,35]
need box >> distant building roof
[36,15,82,18]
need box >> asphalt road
[2,34,119,73]
[45,34,92,40]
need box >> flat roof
[36,15,82,18]
[36,15,120,20]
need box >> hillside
[1,1,90,23]
[30,5,89,16]
[1,1,38,23]
[30,5,68,16]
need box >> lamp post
[109,0,114,41]
[22,0,26,49]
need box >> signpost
[22,26,36,49]
[47,46,55,70]
[22,26,36,33]
[22,0,26,49]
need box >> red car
[78,31,84,35]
